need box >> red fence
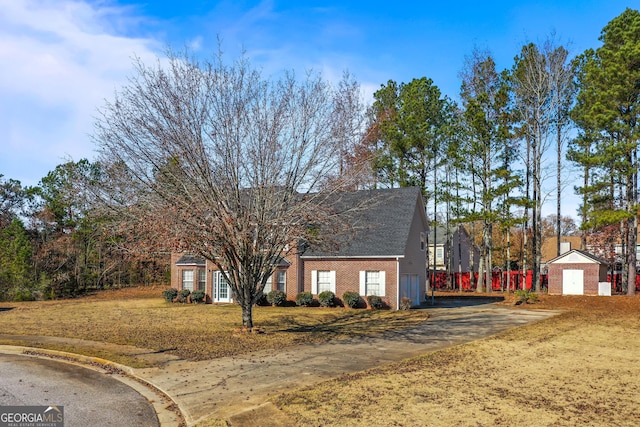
[608,274,640,292]
[430,271,640,292]
[429,271,546,291]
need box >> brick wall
[301,258,398,309]
[548,263,601,295]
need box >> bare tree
[92,49,365,329]
[512,38,573,291]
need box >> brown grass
[0,286,428,367]
[273,294,640,426]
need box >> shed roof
[546,249,609,265]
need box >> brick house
[171,187,428,309]
[547,249,609,295]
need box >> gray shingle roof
[302,187,424,258]
[175,254,206,266]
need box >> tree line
[1,8,637,308]
[350,8,639,295]
[0,161,168,301]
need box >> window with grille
[182,270,194,291]
[277,271,286,292]
[365,271,380,296]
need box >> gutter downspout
[396,257,400,310]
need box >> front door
[213,271,232,303]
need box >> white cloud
[0,0,160,186]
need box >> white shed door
[562,269,584,295]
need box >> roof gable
[547,249,608,265]
[302,187,426,258]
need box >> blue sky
[0,0,633,216]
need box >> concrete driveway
[132,301,559,425]
[0,300,560,426]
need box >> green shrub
[399,297,412,310]
[295,291,314,306]
[342,291,361,308]
[255,294,269,306]
[163,288,178,303]
[318,290,335,307]
[191,290,206,303]
[367,295,384,309]
[267,290,287,306]
[13,288,36,302]
[514,289,538,305]
[177,289,191,303]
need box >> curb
[0,345,186,427]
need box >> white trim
[360,270,385,297]
[212,271,232,303]
[329,270,336,293]
[301,255,405,259]
[311,270,318,294]
[396,258,400,310]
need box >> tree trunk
[241,301,254,330]
[627,160,637,295]
[556,124,562,257]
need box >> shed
[547,249,609,295]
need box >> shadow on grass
[0,307,13,313]
[272,310,429,340]
[423,295,505,308]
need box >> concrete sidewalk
[131,304,559,426]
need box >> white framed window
[217,272,230,299]
[359,270,386,296]
[420,232,426,251]
[311,270,336,294]
[436,247,444,263]
[182,270,194,291]
[277,271,286,292]
[197,269,206,291]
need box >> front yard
[0,286,428,367]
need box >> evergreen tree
[570,8,640,295]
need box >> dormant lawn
[0,286,428,367]
[2,288,640,426]
[272,294,640,426]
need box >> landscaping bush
[514,289,538,305]
[255,294,269,306]
[190,290,206,304]
[342,291,361,308]
[318,291,335,307]
[295,291,314,307]
[177,289,191,303]
[267,290,287,306]
[399,297,412,310]
[163,288,178,303]
[367,295,384,309]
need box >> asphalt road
[0,353,159,427]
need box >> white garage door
[562,269,584,295]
